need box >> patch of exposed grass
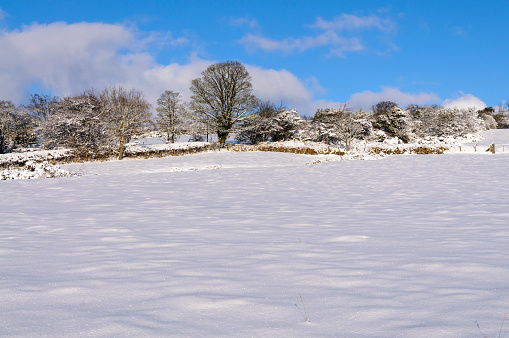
[232,144,345,156]
[368,145,448,155]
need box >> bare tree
[26,93,60,122]
[186,108,211,142]
[156,90,187,143]
[190,61,258,147]
[335,113,366,151]
[372,101,398,116]
[101,86,151,160]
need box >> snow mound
[0,161,79,180]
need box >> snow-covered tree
[335,114,368,150]
[0,101,37,153]
[10,108,37,148]
[494,112,509,129]
[0,101,14,153]
[310,105,367,150]
[407,105,486,137]
[493,101,509,128]
[190,61,258,147]
[101,86,151,160]
[372,104,413,142]
[156,90,187,143]
[235,101,281,144]
[477,107,498,130]
[39,92,110,156]
[271,109,305,141]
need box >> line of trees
[0,88,152,159]
[1,60,509,158]
[302,102,508,150]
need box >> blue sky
[1,0,508,114]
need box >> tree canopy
[190,60,258,146]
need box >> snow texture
[1,130,509,336]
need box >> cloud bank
[348,87,440,111]
[0,22,320,114]
[0,21,488,116]
[442,93,486,110]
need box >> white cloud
[347,87,440,111]
[245,65,313,109]
[0,22,137,102]
[0,22,213,107]
[229,17,259,29]
[239,13,395,57]
[0,21,323,115]
[442,93,486,110]
[306,76,327,95]
[240,32,363,56]
[312,14,394,32]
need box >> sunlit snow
[1,130,509,336]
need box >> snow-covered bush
[494,112,509,129]
[407,105,486,138]
[480,113,497,130]
[235,101,280,144]
[0,149,74,168]
[0,160,78,180]
[272,109,305,141]
[372,106,414,143]
[236,102,304,144]
[305,107,371,150]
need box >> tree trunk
[218,130,228,148]
[118,137,124,160]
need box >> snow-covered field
[1,131,509,336]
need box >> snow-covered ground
[1,130,509,336]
